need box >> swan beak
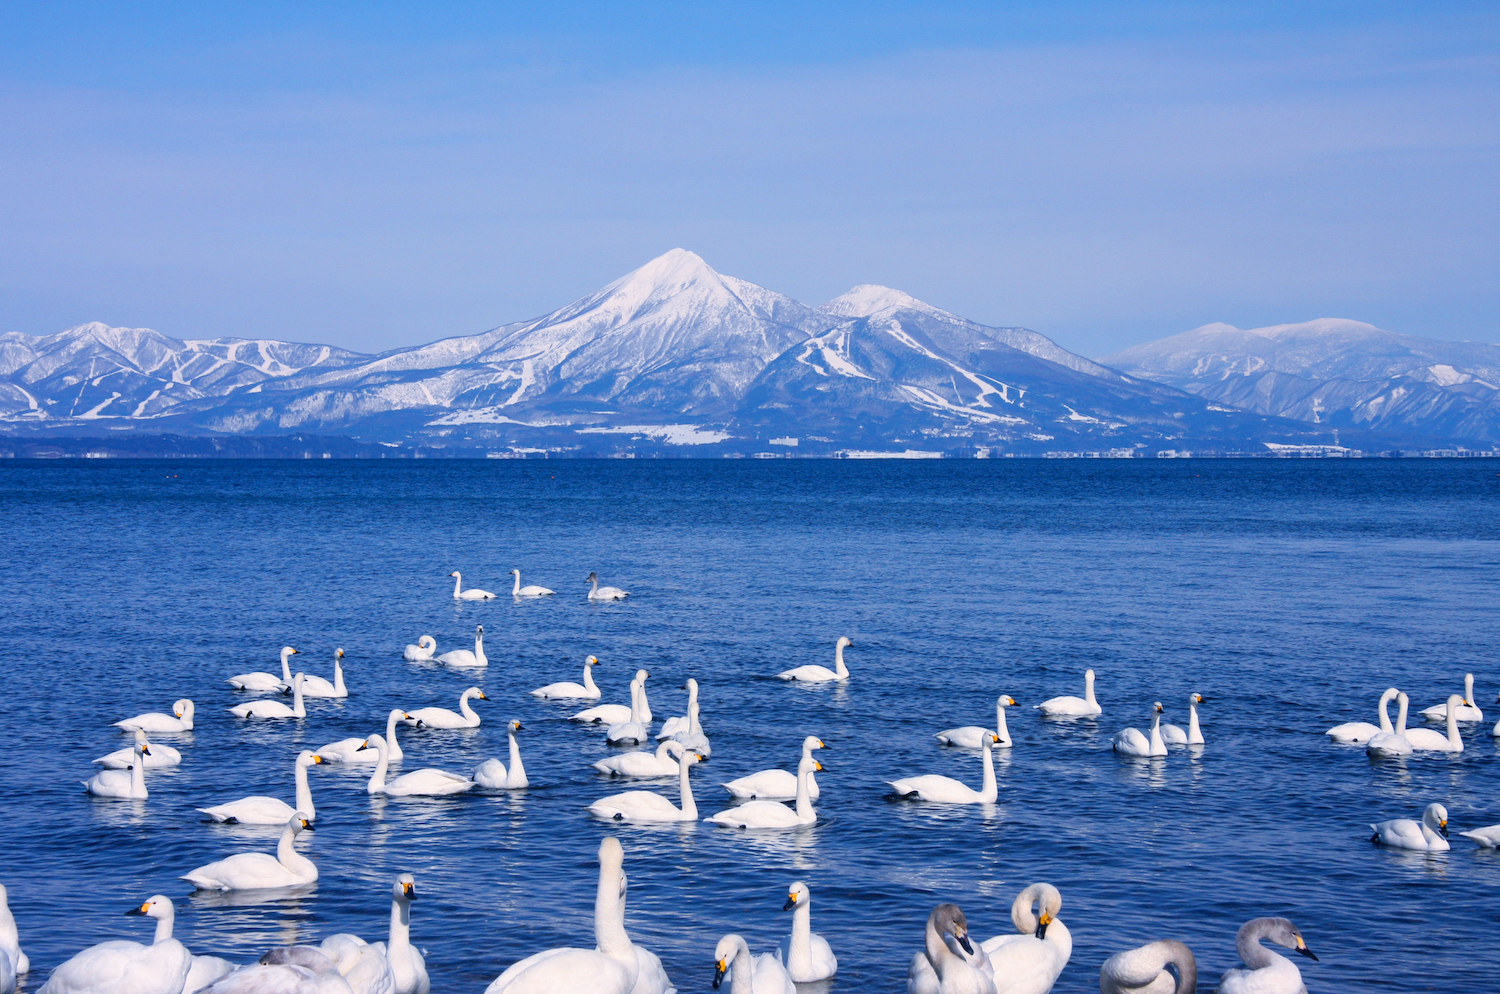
[479,692,489,700]
[957,933,974,954]
[1440,820,1449,837]
[141,745,152,756]
[814,760,825,771]
[404,882,417,900]
[713,959,728,988]
[1035,911,1052,939]
[1295,938,1317,961]
[301,819,315,830]
[126,902,149,916]
[312,755,324,764]
[783,894,798,910]
[817,740,828,749]
[291,649,300,655]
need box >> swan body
[1113,703,1168,758]
[707,753,821,828]
[936,696,1016,749]
[1327,687,1398,743]
[1037,669,1100,716]
[435,625,487,668]
[363,735,474,796]
[82,739,149,799]
[1420,673,1483,721]
[976,883,1070,994]
[1218,917,1316,994]
[721,736,824,800]
[532,655,600,699]
[586,571,629,601]
[228,647,299,692]
[0,883,28,978]
[1160,693,1206,747]
[405,687,486,728]
[1099,939,1196,994]
[317,934,392,994]
[1459,824,1500,847]
[1367,692,1413,757]
[1405,696,1465,752]
[183,954,238,992]
[1372,801,1450,851]
[473,720,529,789]
[776,881,836,982]
[197,751,323,824]
[606,674,651,745]
[231,674,307,719]
[573,703,634,724]
[590,745,701,822]
[197,956,354,994]
[402,636,437,662]
[511,569,554,597]
[113,699,194,733]
[37,895,189,994]
[299,649,348,698]
[183,814,318,891]
[450,571,496,600]
[776,636,851,683]
[890,735,999,803]
[380,875,429,994]
[906,904,995,994]
[594,740,683,778]
[95,731,180,769]
[713,934,795,994]
[318,711,413,764]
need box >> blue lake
[1,458,1497,992]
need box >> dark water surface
[1,459,1497,992]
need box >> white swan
[976,883,1070,994]
[1367,692,1413,757]
[228,647,299,692]
[1371,801,1450,851]
[1160,693,1206,747]
[667,679,711,758]
[450,571,496,600]
[593,740,684,778]
[1326,687,1398,743]
[712,934,795,994]
[606,675,651,745]
[1420,672,1484,722]
[114,699,195,733]
[890,735,999,804]
[82,738,149,799]
[317,934,391,994]
[299,649,348,699]
[1113,703,1167,758]
[364,735,474,796]
[656,676,696,739]
[1036,669,1101,716]
[435,625,487,668]
[512,569,554,597]
[182,813,318,890]
[776,881,836,982]
[182,953,238,994]
[0,883,28,978]
[586,571,629,601]
[1099,939,1196,994]
[231,673,307,719]
[36,895,189,994]
[197,751,324,824]
[936,696,1017,749]
[1459,823,1500,847]
[906,904,995,994]
[706,753,822,828]
[474,720,529,789]
[95,730,180,769]
[572,669,643,724]
[1218,917,1316,994]
[617,873,673,994]
[380,874,429,994]
[196,953,354,993]
[721,736,824,800]
[319,710,414,764]
[406,687,487,728]
[776,636,852,683]
[402,636,437,662]
[1406,696,1465,753]
[589,745,701,823]
[532,655,601,699]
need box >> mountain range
[3,250,1493,455]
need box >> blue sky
[1,2,1496,355]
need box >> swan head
[586,571,599,582]
[297,751,323,768]
[173,699,194,718]
[1252,918,1317,961]
[393,873,417,902]
[282,647,299,660]
[837,636,852,648]
[930,904,974,953]
[783,881,809,911]
[1000,695,1017,707]
[125,895,173,920]
[598,835,625,871]
[1424,802,1449,836]
[449,571,460,578]
[1190,692,1205,704]
[291,812,314,833]
[336,648,344,659]
[586,655,599,666]
[1153,701,1164,713]
[712,935,750,988]
[134,740,151,757]
[466,687,488,701]
[802,736,827,752]
[635,669,650,681]
[508,719,523,732]
[364,734,387,754]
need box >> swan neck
[980,740,997,801]
[630,681,644,724]
[1187,702,1201,742]
[795,760,815,818]
[277,823,312,874]
[1378,692,1394,733]
[790,900,812,956]
[389,896,411,952]
[294,758,314,819]
[834,642,848,679]
[153,905,174,944]
[1448,705,1460,744]
[333,656,345,694]
[386,712,404,760]
[131,755,146,795]
[1394,695,1409,735]
[995,701,1010,741]
[593,858,630,956]
[369,742,389,792]
[453,573,462,597]
[678,755,697,819]
[583,664,597,693]
[281,652,293,683]
[1465,673,1475,706]
[512,572,521,595]
[1084,671,1096,705]
[729,938,754,994]
[508,729,525,782]
[460,692,478,723]
[1237,924,1285,971]
[292,678,304,716]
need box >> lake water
[2,458,1497,992]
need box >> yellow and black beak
[1035,911,1053,939]
[1440,820,1449,837]
[1295,937,1318,961]
[956,931,974,954]
[404,882,417,900]
[141,745,151,756]
[301,818,315,830]
[814,760,824,772]
[782,892,798,911]
[312,755,324,764]
[713,958,728,989]
[125,901,150,916]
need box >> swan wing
[39,938,191,994]
[196,796,296,825]
[775,666,838,682]
[182,852,301,891]
[1112,728,1149,756]
[1404,728,1461,752]
[572,705,633,724]
[485,948,631,994]
[1325,721,1381,743]
[227,672,284,691]
[933,726,991,748]
[594,755,675,778]
[589,790,685,822]
[706,799,805,828]
[888,775,978,803]
[722,770,799,799]
[384,769,474,796]
[531,682,591,699]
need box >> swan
[402,636,437,662]
[200,950,355,993]
[1099,939,1196,994]
[1160,693,1206,747]
[889,735,999,803]
[1406,696,1465,753]
[590,745,702,822]
[36,895,190,994]
[435,625,487,668]
[474,720,529,789]
[668,679,712,758]
[379,874,429,994]
[776,881,837,982]
[606,676,651,745]
[182,952,239,994]
[82,739,149,799]
[231,673,307,719]
[197,750,324,824]
[721,736,825,800]
[532,655,601,699]
[906,904,995,994]
[0,883,28,978]
[512,569,554,597]
[1327,687,1398,743]
[1367,692,1413,757]
[1459,823,1500,847]
[319,710,414,764]
[228,647,299,692]
[936,696,1017,749]
[316,934,392,994]
[706,753,822,828]
[572,669,644,724]
[450,571,496,600]
[1036,669,1100,716]
[364,735,474,796]
[113,699,194,733]
[483,837,639,994]
[617,873,673,994]
[657,677,699,739]
[594,740,684,778]
[299,649,348,699]
[976,883,1070,994]
[182,813,318,890]
[95,730,180,770]
[1218,917,1316,994]
[712,934,795,994]
[406,687,486,729]
[1113,703,1168,758]
[776,636,852,683]
[1420,673,1484,722]
[1372,801,1450,851]
[586,571,629,601]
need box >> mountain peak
[821,285,939,319]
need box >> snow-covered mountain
[1104,320,1500,443]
